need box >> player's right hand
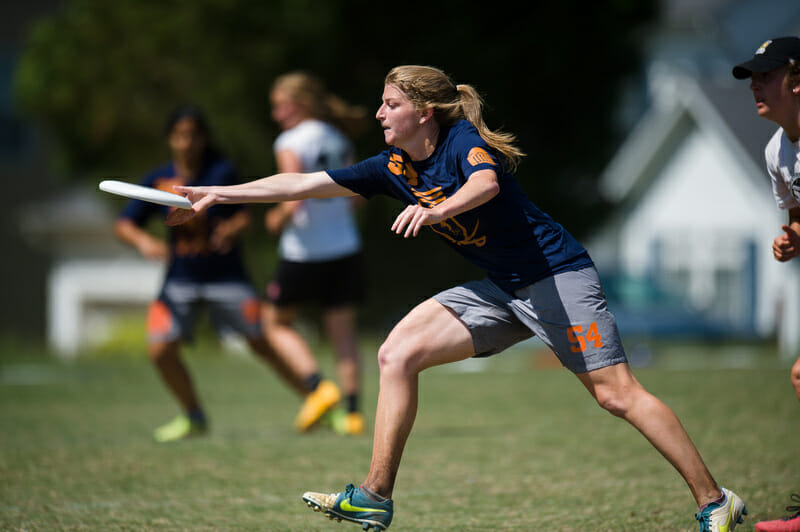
[773,224,800,261]
[165,185,217,226]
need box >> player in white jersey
[263,71,371,435]
[734,36,800,532]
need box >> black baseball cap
[733,37,800,79]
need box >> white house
[587,64,800,358]
[585,0,800,359]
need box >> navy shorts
[148,279,262,343]
[266,252,365,309]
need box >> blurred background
[2,0,800,361]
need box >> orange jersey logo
[412,187,446,207]
[387,151,488,248]
[467,147,495,167]
[432,218,486,247]
[153,176,185,194]
[411,187,486,247]
[387,153,419,186]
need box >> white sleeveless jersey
[274,120,362,261]
[766,127,800,211]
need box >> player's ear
[418,107,434,124]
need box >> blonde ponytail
[385,65,525,172]
[271,71,370,138]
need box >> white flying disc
[99,179,192,209]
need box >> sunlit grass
[1,339,797,531]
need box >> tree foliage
[14,0,658,325]
[15,0,350,178]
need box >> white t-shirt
[766,127,800,211]
[273,119,362,261]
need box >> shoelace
[694,511,711,532]
[783,493,800,520]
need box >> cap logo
[755,40,772,55]
[791,176,800,202]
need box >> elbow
[486,180,500,199]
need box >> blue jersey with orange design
[119,153,250,282]
[327,120,592,293]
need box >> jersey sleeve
[766,132,800,210]
[327,153,394,199]
[453,125,502,180]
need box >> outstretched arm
[166,171,355,226]
[264,148,305,235]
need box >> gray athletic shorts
[147,280,263,344]
[432,266,627,374]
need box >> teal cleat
[695,487,747,532]
[303,483,393,531]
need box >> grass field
[1,337,798,531]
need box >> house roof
[698,77,779,169]
[599,67,777,203]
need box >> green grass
[0,338,798,531]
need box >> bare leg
[322,305,361,398]
[246,333,307,396]
[148,339,200,412]
[576,363,721,506]
[363,299,475,498]
[262,301,320,382]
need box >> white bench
[48,259,164,357]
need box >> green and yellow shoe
[303,483,393,531]
[153,415,207,443]
[695,487,747,532]
[295,380,341,432]
[322,408,367,436]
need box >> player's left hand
[210,218,242,253]
[391,204,444,238]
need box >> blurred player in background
[114,105,305,442]
[263,71,370,435]
[165,66,744,531]
[733,35,800,532]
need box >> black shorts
[266,252,365,309]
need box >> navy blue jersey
[119,152,250,283]
[327,120,592,293]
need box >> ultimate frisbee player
[115,105,305,442]
[733,36,800,532]
[166,66,745,531]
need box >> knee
[247,336,274,357]
[376,340,418,378]
[593,386,635,418]
[148,341,177,363]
